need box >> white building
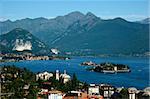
[60,70,71,83]
[114,66,117,71]
[41,89,49,93]
[48,90,63,99]
[88,84,100,95]
[36,71,53,81]
[100,84,115,98]
[143,87,150,96]
[128,87,138,99]
[70,91,82,97]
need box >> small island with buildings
[81,61,131,74]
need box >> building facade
[36,71,53,81]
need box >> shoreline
[0,56,148,89]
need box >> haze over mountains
[136,18,150,24]
[0,11,149,55]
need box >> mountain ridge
[0,11,149,55]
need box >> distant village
[1,66,150,99]
[0,48,70,62]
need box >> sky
[0,0,149,21]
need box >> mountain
[51,17,149,55]
[0,28,50,54]
[0,11,149,55]
[0,11,85,44]
[136,18,150,24]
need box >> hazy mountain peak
[53,11,85,29]
[112,17,128,22]
[2,19,12,23]
[85,12,98,20]
[144,18,150,20]
[21,18,32,21]
[34,17,48,21]
[67,11,84,17]
[7,28,33,37]
[14,18,33,23]
[138,18,150,24]
[86,12,96,17]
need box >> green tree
[27,85,39,99]
[71,73,79,90]
[120,88,129,99]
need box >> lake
[0,56,149,89]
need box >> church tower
[56,70,59,81]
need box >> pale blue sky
[0,0,149,21]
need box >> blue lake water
[0,56,149,89]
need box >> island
[81,61,131,73]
